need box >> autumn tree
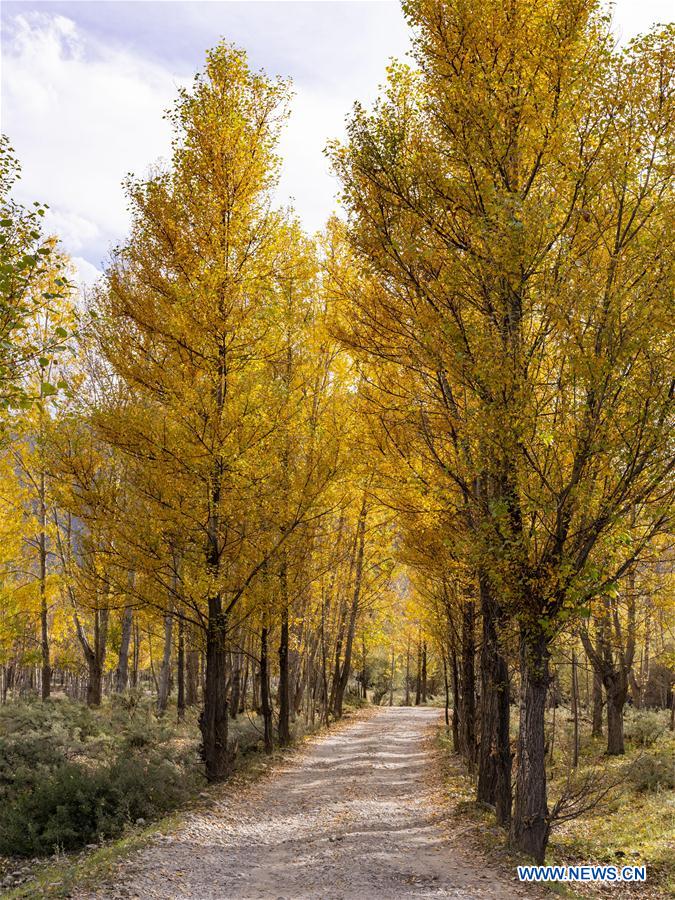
[330,0,674,861]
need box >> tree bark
[186,638,200,706]
[591,669,603,737]
[510,628,550,862]
[332,496,367,718]
[477,574,511,826]
[115,606,133,692]
[82,608,109,708]
[451,644,460,753]
[571,651,579,767]
[177,613,185,721]
[405,633,411,706]
[278,561,291,746]
[157,605,174,715]
[230,645,242,720]
[606,676,627,755]
[415,636,422,705]
[460,595,476,770]
[421,641,427,703]
[200,596,229,781]
[38,468,50,700]
[260,624,273,753]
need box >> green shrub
[624,708,668,747]
[0,751,200,857]
[0,697,202,857]
[627,749,675,793]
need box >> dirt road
[78,707,535,899]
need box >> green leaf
[40,382,57,397]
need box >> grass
[436,706,675,899]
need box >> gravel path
[78,707,535,899]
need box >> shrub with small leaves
[624,708,668,747]
[626,749,675,793]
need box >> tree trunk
[115,607,133,692]
[460,596,476,770]
[510,628,550,862]
[592,670,603,737]
[38,470,50,700]
[451,645,460,753]
[87,657,103,707]
[405,634,411,706]
[230,646,242,720]
[132,621,140,688]
[157,606,173,715]
[477,575,511,826]
[332,496,367,719]
[199,596,230,781]
[278,565,291,746]
[442,653,450,729]
[389,646,394,706]
[415,637,422,705]
[177,614,185,721]
[605,677,626,755]
[421,641,427,703]
[571,651,579,767]
[76,607,109,709]
[260,625,273,753]
[186,640,200,706]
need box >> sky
[1,0,673,286]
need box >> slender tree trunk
[415,637,422,705]
[442,652,450,729]
[230,645,242,720]
[451,645,460,753]
[421,641,427,703]
[405,633,411,706]
[38,470,50,700]
[199,325,231,781]
[460,596,476,770]
[157,606,174,715]
[332,496,367,718]
[592,670,603,737]
[186,636,199,706]
[260,625,273,753]
[389,646,395,706]
[131,622,140,688]
[571,651,579,768]
[510,628,550,862]
[177,614,185,721]
[115,606,133,692]
[477,575,511,826]
[240,647,249,713]
[278,561,291,746]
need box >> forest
[0,0,673,897]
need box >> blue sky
[1,1,672,285]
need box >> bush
[627,749,675,793]
[0,697,202,857]
[624,708,668,747]
[0,751,199,857]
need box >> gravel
[75,707,538,899]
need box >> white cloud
[71,255,103,290]
[2,11,184,279]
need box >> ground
[72,707,541,900]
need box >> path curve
[79,707,534,899]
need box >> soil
[75,707,542,899]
